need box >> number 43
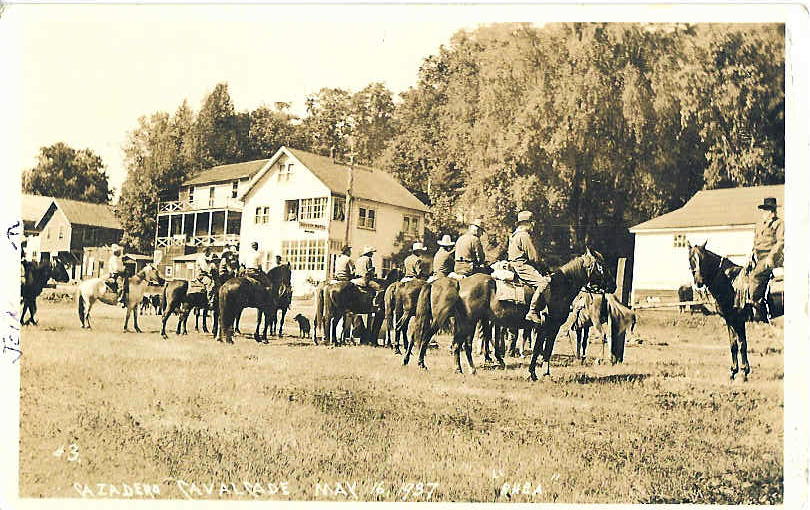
[53,443,80,462]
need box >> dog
[293,313,311,338]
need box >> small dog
[293,314,311,338]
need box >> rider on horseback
[352,246,382,291]
[106,244,128,306]
[454,219,486,276]
[746,197,783,322]
[432,235,456,279]
[243,241,267,284]
[219,244,240,277]
[194,246,218,304]
[334,245,355,283]
[404,242,429,279]
[508,210,552,324]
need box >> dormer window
[188,186,195,204]
[278,162,294,181]
[231,181,239,199]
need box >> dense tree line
[113,23,783,260]
[23,143,113,204]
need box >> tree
[243,104,308,160]
[187,83,244,168]
[22,143,112,203]
[301,88,354,157]
[350,83,396,165]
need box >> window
[382,257,393,277]
[282,239,327,271]
[254,207,270,224]
[358,207,376,229]
[46,228,50,240]
[58,226,64,240]
[402,215,420,237]
[231,181,239,199]
[332,196,346,221]
[208,186,215,207]
[285,200,299,221]
[278,162,294,181]
[673,234,687,248]
[188,186,195,204]
[300,197,327,221]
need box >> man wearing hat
[454,219,486,276]
[242,241,267,283]
[508,210,552,323]
[334,245,355,282]
[194,246,218,303]
[352,245,381,290]
[219,244,240,276]
[432,235,456,279]
[747,197,784,321]
[404,242,429,279]
[106,244,128,305]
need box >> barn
[628,184,784,305]
[240,146,429,296]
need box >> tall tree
[301,88,354,157]
[22,143,112,203]
[187,83,244,169]
[350,83,396,165]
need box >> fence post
[616,257,630,305]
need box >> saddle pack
[494,279,533,305]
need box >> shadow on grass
[567,372,650,385]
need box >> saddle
[490,261,516,281]
[494,279,533,305]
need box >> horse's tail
[385,284,396,332]
[76,287,84,323]
[161,283,168,313]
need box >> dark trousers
[749,257,773,303]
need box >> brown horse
[569,291,637,364]
[688,242,782,380]
[385,277,427,354]
[216,265,291,344]
[21,257,70,325]
[316,281,375,346]
[160,270,222,339]
[267,264,293,337]
[410,248,615,379]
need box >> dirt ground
[18,296,783,503]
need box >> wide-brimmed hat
[111,243,122,253]
[361,245,376,255]
[437,234,455,247]
[758,197,777,211]
[412,242,427,252]
[517,210,533,223]
[341,245,352,253]
[470,218,485,231]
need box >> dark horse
[267,264,293,337]
[313,281,375,346]
[160,270,222,339]
[410,248,615,379]
[688,241,783,380]
[384,272,425,354]
[21,257,70,325]
[216,265,291,344]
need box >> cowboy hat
[361,245,376,255]
[412,242,427,252]
[758,197,777,211]
[470,218,486,231]
[517,210,533,223]
[437,234,455,247]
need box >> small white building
[240,146,429,296]
[628,184,784,304]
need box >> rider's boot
[524,278,550,324]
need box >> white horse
[76,263,164,332]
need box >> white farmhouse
[240,146,429,296]
[628,184,784,305]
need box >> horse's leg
[541,321,560,377]
[737,319,751,381]
[728,323,739,380]
[123,306,130,332]
[20,299,29,326]
[161,297,174,338]
[28,298,38,326]
[494,324,506,369]
[528,325,544,381]
[279,308,287,337]
[262,308,270,343]
[235,308,243,335]
[254,310,262,343]
[133,304,143,333]
[403,316,418,366]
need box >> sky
[2,4,484,200]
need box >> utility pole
[343,152,354,247]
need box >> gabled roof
[22,194,55,224]
[243,147,429,212]
[630,184,784,232]
[36,198,122,230]
[183,159,270,186]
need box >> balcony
[158,198,244,214]
[155,233,241,248]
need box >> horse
[319,281,376,346]
[21,257,70,326]
[385,275,426,354]
[267,264,293,337]
[216,265,291,344]
[76,264,164,332]
[568,291,636,364]
[687,241,783,380]
[410,248,615,379]
[160,273,219,339]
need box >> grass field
[19,297,783,503]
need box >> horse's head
[581,246,615,293]
[143,263,165,285]
[269,263,293,298]
[687,240,710,288]
[51,256,70,283]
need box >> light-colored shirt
[196,252,215,273]
[334,254,355,280]
[753,216,784,260]
[244,248,264,270]
[356,255,374,277]
[404,254,425,278]
[455,233,485,264]
[107,254,124,274]
[507,226,540,265]
[433,248,455,277]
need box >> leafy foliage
[23,143,112,204]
